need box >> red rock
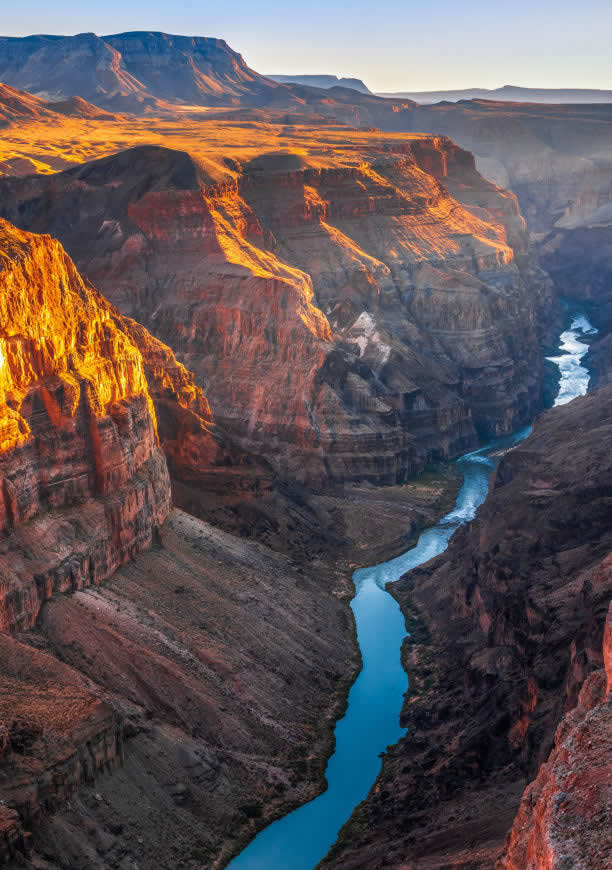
[498,606,612,870]
[0,219,171,631]
[0,140,554,497]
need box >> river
[226,312,597,870]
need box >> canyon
[0,30,610,870]
[0,214,460,867]
[0,127,555,501]
[322,383,612,870]
[0,218,363,867]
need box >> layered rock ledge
[0,219,171,631]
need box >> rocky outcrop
[498,603,611,870]
[0,139,554,496]
[321,385,612,870]
[403,100,612,237]
[0,218,171,631]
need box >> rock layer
[0,138,554,495]
[322,385,612,870]
[0,219,171,631]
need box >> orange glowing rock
[0,219,172,630]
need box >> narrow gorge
[227,314,607,868]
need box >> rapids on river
[227,312,597,870]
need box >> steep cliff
[0,218,368,867]
[0,218,171,631]
[0,138,554,497]
[322,385,612,869]
[498,602,611,870]
[404,100,612,237]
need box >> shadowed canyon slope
[0,135,554,499]
[0,509,358,869]
[0,218,367,868]
[322,385,612,870]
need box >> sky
[2,0,610,93]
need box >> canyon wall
[498,602,611,870]
[404,101,612,237]
[322,384,612,870]
[0,137,554,500]
[0,218,171,632]
[0,217,363,867]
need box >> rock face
[0,139,553,496]
[0,218,171,631]
[498,604,611,870]
[403,100,612,237]
[321,385,612,870]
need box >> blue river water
[227,313,596,870]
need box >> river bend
[227,312,596,870]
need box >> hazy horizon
[1,0,609,93]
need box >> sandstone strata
[0,219,171,632]
[0,139,554,497]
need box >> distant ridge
[0,81,117,124]
[0,32,420,125]
[377,84,612,104]
[267,74,371,94]
[0,31,288,111]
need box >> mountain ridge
[378,83,612,103]
[267,73,371,93]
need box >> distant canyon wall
[0,136,555,501]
